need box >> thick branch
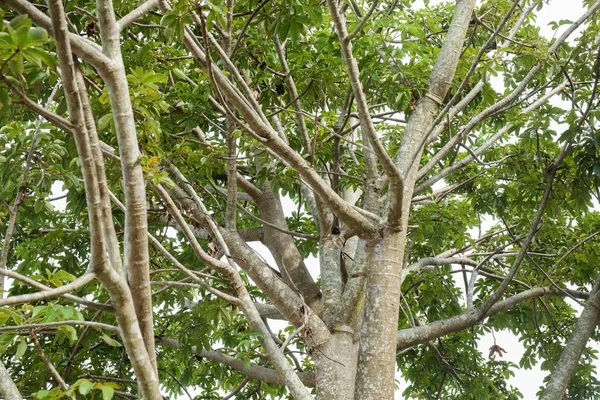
[117,0,158,30]
[327,0,404,210]
[156,337,315,387]
[47,0,161,396]
[397,286,589,350]
[96,0,156,371]
[154,184,315,399]
[389,0,477,225]
[541,274,600,399]
[0,361,21,400]
[166,11,378,238]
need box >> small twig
[30,331,70,394]
[79,374,136,385]
[62,310,103,376]
[221,377,251,400]
[0,320,119,333]
[347,0,380,41]
[237,205,318,240]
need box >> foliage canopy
[1,0,600,399]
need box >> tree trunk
[355,230,405,399]
[541,274,600,400]
[315,331,358,400]
[0,361,21,400]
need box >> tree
[0,0,600,398]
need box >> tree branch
[30,331,69,392]
[0,361,21,400]
[541,273,600,399]
[160,1,379,238]
[47,0,161,395]
[0,83,59,298]
[397,286,589,350]
[117,0,159,30]
[156,337,316,388]
[0,320,119,333]
[327,0,404,212]
[0,263,113,312]
[0,273,96,306]
[153,184,315,400]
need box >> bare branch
[156,337,316,388]
[327,0,404,210]
[416,80,568,192]
[96,0,157,370]
[117,0,159,30]
[0,320,119,333]
[0,273,96,307]
[273,36,311,154]
[0,263,112,312]
[0,83,59,298]
[161,2,378,237]
[389,0,477,225]
[0,74,72,132]
[397,286,590,350]
[147,235,241,305]
[154,184,315,400]
[347,0,379,41]
[30,331,69,391]
[47,0,161,395]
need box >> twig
[0,321,119,333]
[30,331,70,393]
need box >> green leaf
[14,26,30,48]
[58,325,78,343]
[171,68,189,82]
[15,337,26,360]
[101,385,114,400]
[33,390,50,399]
[53,270,75,283]
[9,14,31,30]
[0,32,15,49]
[9,311,23,325]
[8,53,24,75]
[61,306,75,319]
[98,114,113,131]
[101,334,122,347]
[22,27,48,48]
[32,305,47,318]
[78,379,94,395]
[21,48,55,68]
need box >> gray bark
[0,361,21,400]
[354,1,477,398]
[541,275,600,400]
[315,331,358,400]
